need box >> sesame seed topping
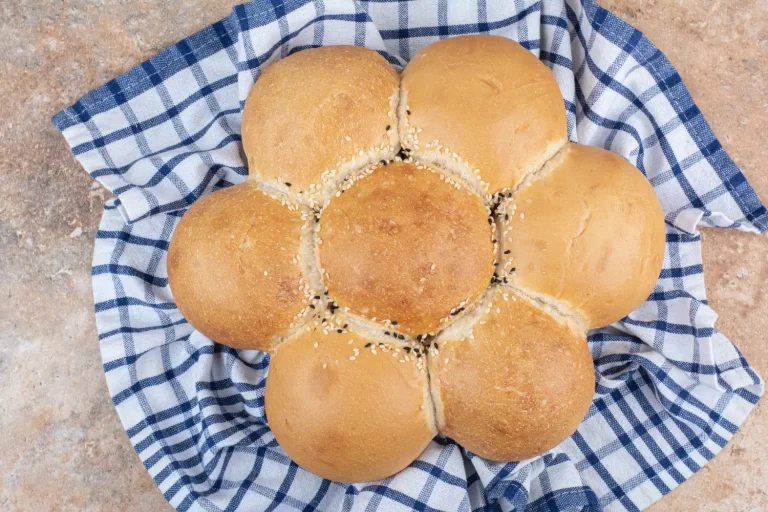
[444,358,449,364]
[349,356,356,361]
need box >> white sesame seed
[314,341,318,348]
[345,136,351,141]
[348,340,354,344]
[349,356,356,361]
[444,358,449,364]
[263,270,268,276]
[322,363,327,368]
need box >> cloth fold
[54,0,766,510]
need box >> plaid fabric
[53,1,767,510]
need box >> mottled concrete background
[0,1,765,510]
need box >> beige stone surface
[0,1,764,510]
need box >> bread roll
[242,46,400,202]
[400,35,567,194]
[265,319,435,483]
[498,143,666,328]
[318,161,495,336]
[167,183,311,350]
[428,286,594,461]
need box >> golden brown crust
[499,143,666,328]
[168,38,668,478]
[242,46,399,196]
[318,161,496,335]
[429,287,595,461]
[400,35,567,193]
[167,183,308,350]
[265,321,435,483]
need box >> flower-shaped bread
[167,36,666,483]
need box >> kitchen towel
[53,1,767,510]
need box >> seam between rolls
[508,139,569,196]
[505,284,588,335]
[423,358,442,433]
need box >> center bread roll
[318,161,496,336]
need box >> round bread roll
[168,38,667,483]
[265,319,435,483]
[498,143,666,328]
[242,45,399,201]
[318,161,495,336]
[167,183,311,351]
[400,35,567,194]
[428,286,594,461]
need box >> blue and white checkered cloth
[53,1,767,510]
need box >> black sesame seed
[324,291,329,296]
[380,159,387,165]
[404,347,411,352]
[384,331,390,336]
[392,321,398,326]
[505,214,509,221]
[365,343,372,348]
[398,334,405,340]
[321,318,327,323]
[343,323,348,329]
[487,218,493,225]
[314,295,321,300]
[503,277,508,283]
[309,304,316,309]
[494,262,499,266]
[336,329,343,334]
[434,342,439,349]
[504,250,511,254]
[511,267,516,272]
[492,239,497,244]
[386,125,391,131]
[406,109,411,115]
